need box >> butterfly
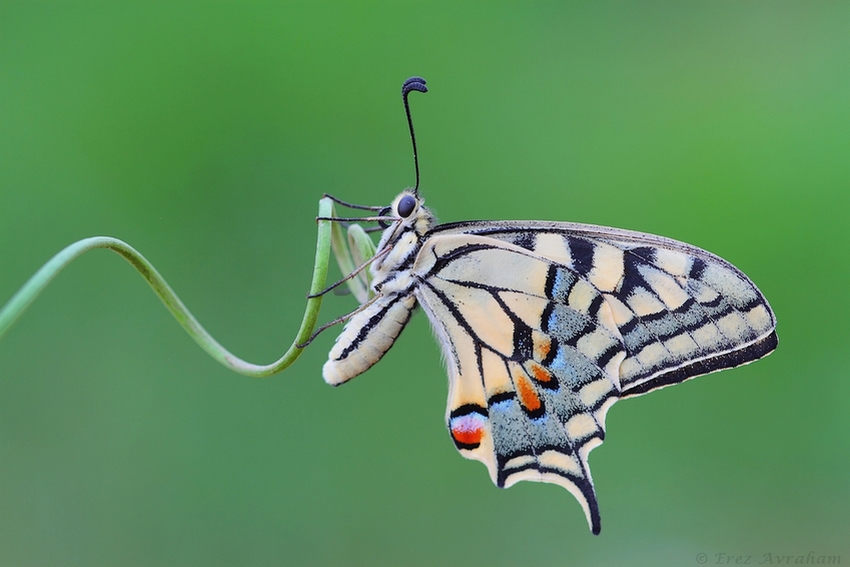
[319,77,777,535]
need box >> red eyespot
[450,413,486,449]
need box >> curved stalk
[0,198,335,377]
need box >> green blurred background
[1,2,848,565]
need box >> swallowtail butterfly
[319,77,777,534]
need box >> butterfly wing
[429,221,777,398]
[411,224,776,534]
[412,234,624,535]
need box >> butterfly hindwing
[413,234,629,534]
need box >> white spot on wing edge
[636,342,669,368]
[745,304,773,333]
[716,311,751,341]
[664,333,701,357]
[692,322,725,349]
[579,379,614,409]
[566,413,598,440]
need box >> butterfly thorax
[369,191,435,294]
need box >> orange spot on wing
[515,374,542,412]
[529,361,553,383]
[452,425,484,446]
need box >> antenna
[401,77,427,195]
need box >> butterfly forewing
[428,221,777,397]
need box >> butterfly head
[377,190,435,244]
[372,190,435,274]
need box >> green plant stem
[0,197,334,377]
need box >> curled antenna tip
[402,76,428,96]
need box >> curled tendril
[0,198,354,378]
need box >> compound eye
[377,206,393,228]
[397,195,416,218]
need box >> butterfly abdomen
[323,292,417,385]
